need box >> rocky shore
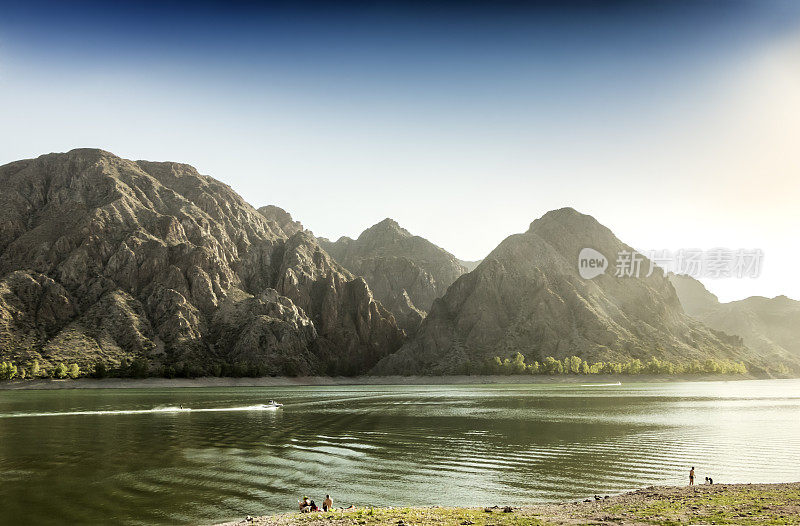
[216,482,800,525]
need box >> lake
[1,380,799,525]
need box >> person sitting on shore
[689,467,695,486]
[705,477,709,484]
[323,494,333,512]
[708,477,713,485]
[299,496,311,512]
[309,500,318,512]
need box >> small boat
[581,381,622,387]
[262,400,283,408]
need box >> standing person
[323,494,333,512]
[689,467,695,486]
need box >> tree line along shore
[0,354,751,382]
[217,482,800,526]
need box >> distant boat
[581,382,622,387]
[262,400,284,408]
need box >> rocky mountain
[457,259,482,272]
[373,208,775,375]
[4,151,796,380]
[670,273,800,366]
[668,273,722,316]
[319,219,468,334]
[0,149,403,376]
[257,205,305,236]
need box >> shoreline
[0,373,778,390]
[216,482,800,525]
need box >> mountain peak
[358,218,410,241]
[319,217,468,335]
[529,207,602,233]
[376,217,399,227]
[257,205,304,236]
[26,147,118,166]
[542,206,583,218]
[513,208,620,267]
[65,147,116,157]
[374,217,403,231]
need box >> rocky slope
[0,149,403,376]
[257,205,305,236]
[319,219,467,334]
[457,259,482,272]
[670,273,800,367]
[373,208,767,375]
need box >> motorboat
[262,400,283,408]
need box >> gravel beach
[216,482,800,526]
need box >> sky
[1,0,799,302]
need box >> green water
[1,380,799,525]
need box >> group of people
[299,494,333,513]
[688,467,713,485]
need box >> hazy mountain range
[1,149,797,377]
[670,274,800,369]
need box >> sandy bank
[216,482,800,526]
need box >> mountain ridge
[670,273,800,369]
[318,218,468,334]
[0,148,403,376]
[372,207,774,375]
[1,149,796,379]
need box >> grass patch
[284,507,546,525]
[590,485,800,525]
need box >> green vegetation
[602,484,800,525]
[0,361,18,380]
[30,360,40,377]
[484,352,747,376]
[0,352,750,382]
[93,361,108,378]
[274,506,546,526]
[0,357,298,381]
[52,362,69,379]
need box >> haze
[1,1,798,302]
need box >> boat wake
[0,404,280,419]
[581,382,622,387]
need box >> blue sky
[1,1,799,301]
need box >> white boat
[581,382,622,387]
[261,400,283,408]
